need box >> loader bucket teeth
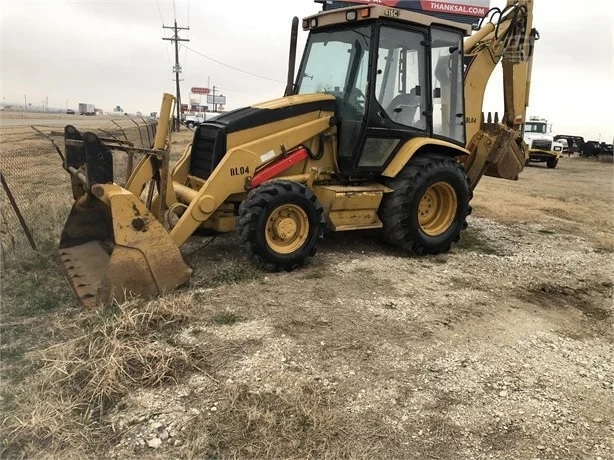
[58,184,192,308]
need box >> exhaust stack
[284,16,300,97]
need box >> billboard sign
[207,95,227,105]
[191,87,210,95]
[315,0,490,26]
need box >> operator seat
[386,87,424,129]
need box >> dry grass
[1,297,205,458]
[182,383,401,459]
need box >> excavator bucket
[464,113,529,190]
[481,119,527,180]
[57,102,192,307]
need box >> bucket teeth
[57,241,111,308]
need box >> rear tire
[379,153,471,255]
[546,157,558,168]
[237,180,325,271]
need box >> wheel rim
[265,204,309,254]
[418,181,458,236]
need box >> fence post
[1,173,37,251]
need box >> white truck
[183,112,222,128]
[523,116,563,168]
[78,103,96,116]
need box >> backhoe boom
[462,0,538,189]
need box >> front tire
[546,157,558,168]
[379,153,471,255]
[237,180,325,271]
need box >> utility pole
[163,20,189,131]
[211,85,217,112]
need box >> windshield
[525,122,547,134]
[297,26,371,110]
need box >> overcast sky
[1,0,612,140]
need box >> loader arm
[462,0,538,189]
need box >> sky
[1,0,612,141]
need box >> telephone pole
[163,20,189,131]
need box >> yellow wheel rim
[265,204,309,254]
[418,181,458,236]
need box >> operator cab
[296,5,469,177]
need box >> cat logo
[384,9,400,17]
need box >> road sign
[191,87,210,95]
[207,95,226,105]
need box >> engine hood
[210,93,336,135]
[524,133,554,142]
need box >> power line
[183,0,190,73]
[154,0,164,25]
[182,44,286,84]
[216,86,280,101]
[163,21,190,131]
[154,0,172,67]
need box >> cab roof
[303,4,473,35]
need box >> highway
[0,111,150,128]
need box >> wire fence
[0,117,158,264]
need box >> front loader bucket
[58,184,192,308]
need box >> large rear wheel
[237,180,324,271]
[379,153,471,255]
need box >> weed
[0,344,27,364]
[0,323,27,347]
[212,312,242,326]
[2,246,74,317]
[205,264,261,288]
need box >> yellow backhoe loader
[58,0,538,307]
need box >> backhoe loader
[58,0,538,307]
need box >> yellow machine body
[57,1,538,306]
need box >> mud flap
[58,184,192,308]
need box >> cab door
[350,25,430,175]
[431,28,465,145]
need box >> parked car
[66,109,75,114]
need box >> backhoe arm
[462,0,538,189]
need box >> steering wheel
[348,87,366,111]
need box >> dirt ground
[1,128,613,459]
